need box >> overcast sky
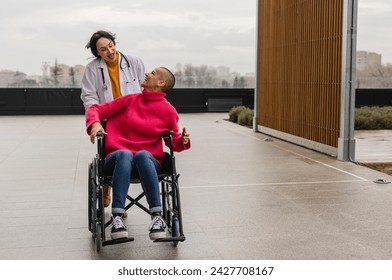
[0,0,390,76]
[357,0,392,63]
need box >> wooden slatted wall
[257,0,343,148]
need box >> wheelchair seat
[103,152,172,184]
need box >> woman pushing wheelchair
[86,66,191,241]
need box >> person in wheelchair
[81,30,146,214]
[86,67,191,241]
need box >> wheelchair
[88,130,185,252]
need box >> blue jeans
[103,149,162,215]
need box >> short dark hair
[86,30,116,58]
[160,67,176,92]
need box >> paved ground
[355,130,392,163]
[1,113,392,260]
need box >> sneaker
[148,215,167,240]
[103,183,111,207]
[111,216,128,240]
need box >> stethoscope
[100,52,131,91]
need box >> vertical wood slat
[257,0,343,148]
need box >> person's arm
[86,93,141,138]
[85,103,105,137]
[81,65,100,109]
[165,110,191,152]
[85,94,131,140]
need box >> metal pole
[253,0,260,132]
[338,0,358,161]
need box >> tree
[174,64,249,88]
[183,64,196,87]
[69,67,76,87]
[357,63,392,88]
[51,58,63,87]
[233,76,239,88]
[221,80,230,87]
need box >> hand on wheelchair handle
[90,122,107,144]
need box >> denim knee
[115,149,133,161]
[104,149,134,176]
[134,150,151,160]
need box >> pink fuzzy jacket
[86,90,191,165]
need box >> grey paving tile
[2,114,392,260]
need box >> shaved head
[158,67,175,92]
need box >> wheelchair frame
[88,130,185,252]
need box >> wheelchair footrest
[103,237,135,246]
[153,236,186,243]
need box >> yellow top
[106,52,121,99]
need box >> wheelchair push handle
[161,130,174,138]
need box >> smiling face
[141,68,166,92]
[96,37,117,63]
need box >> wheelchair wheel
[162,178,183,246]
[162,182,172,226]
[88,163,94,233]
[171,217,180,246]
[95,185,105,251]
[95,222,102,252]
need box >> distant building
[49,63,85,87]
[0,63,86,88]
[356,51,382,70]
[0,70,39,87]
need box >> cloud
[357,0,392,63]
[0,0,257,75]
[358,1,392,13]
[134,38,186,52]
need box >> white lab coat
[80,52,145,109]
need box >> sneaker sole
[111,231,128,240]
[149,231,167,240]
